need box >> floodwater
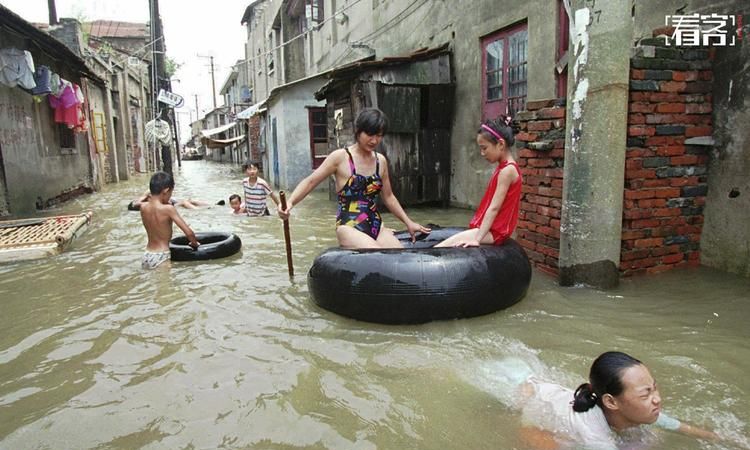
[0,161,748,450]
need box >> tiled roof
[84,20,149,38]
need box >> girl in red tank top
[436,115,522,247]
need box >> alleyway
[0,161,747,449]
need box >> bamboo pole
[279,191,294,278]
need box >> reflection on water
[0,161,748,449]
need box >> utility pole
[47,0,58,25]
[194,94,199,120]
[197,54,218,109]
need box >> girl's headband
[481,124,505,144]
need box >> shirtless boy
[140,171,199,269]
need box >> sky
[0,0,249,142]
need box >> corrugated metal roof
[314,44,451,100]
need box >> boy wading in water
[140,171,200,269]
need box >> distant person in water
[139,171,199,270]
[483,351,726,449]
[228,194,246,216]
[435,115,521,248]
[242,161,279,216]
[128,191,210,211]
[277,107,430,248]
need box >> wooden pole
[279,191,294,277]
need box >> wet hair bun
[572,383,599,412]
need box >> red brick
[629,114,646,125]
[537,206,561,219]
[518,149,540,158]
[637,198,667,208]
[551,179,564,188]
[631,218,660,228]
[620,249,652,261]
[652,208,682,217]
[646,136,684,146]
[516,131,539,142]
[517,238,537,250]
[626,159,643,170]
[630,92,649,102]
[526,99,557,110]
[631,69,646,80]
[626,169,657,179]
[550,218,561,229]
[670,155,700,165]
[622,230,646,240]
[537,107,566,119]
[635,238,664,248]
[653,188,682,198]
[699,70,713,81]
[655,146,685,156]
[629,126,656,136]
[537,187,563,197]
[651,244,680,255]
[656,103,686,113]
[648,93,682,102]
[660,81,687,92]
[625,190,656,200]
[527,121,553,131]
[661,253,684,264]
[688,251,700,260]
[685,126,712,137]
[624,209,653,220]
[538,246,560,258]
[630,102,656,113]
[642,179,670,188]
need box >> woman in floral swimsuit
[278,108,430,249]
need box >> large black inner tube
[308,227,532,324]
[170,232,242,261]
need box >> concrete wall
[266,77,327,190]
[0,31,93,216]
[304,0,558,208]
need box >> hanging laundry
[0,48,36,89]
[31,65,51,95]
[49,72,61,96]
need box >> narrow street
[0,161,748,449]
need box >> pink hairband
[481,124,505,143]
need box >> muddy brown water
[0,161,748,449]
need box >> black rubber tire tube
[169,232,242,261]
[307,227,532,324]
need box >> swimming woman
[277,108,430,248]
[479,352,733,449]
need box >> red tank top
[469,160,522,245]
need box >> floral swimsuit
[335,149,384,239]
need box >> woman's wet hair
[478,114,520,147]
[355,107,388,137]
[572,351,643,413]
[149,171,174,194]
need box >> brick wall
[514,99,567,276]
[622,37,712,275]
[514,37,713,277]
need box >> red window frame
[481,22,528,120]
[308,107,327,169]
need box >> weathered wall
[307,0,559,208]
[0,31,93,216]
[267,77,327,190]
